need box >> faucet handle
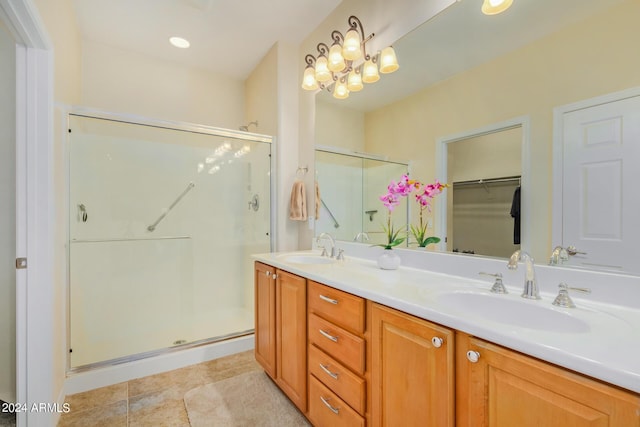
[479,272,508,294]
[320,247,328,257]
[336,249,345,261]
[566,246,587,256]
[552,282,591,308]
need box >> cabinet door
[371,303,455,427]
[254,262,276,378]
[276,269,308,412]
[456,333,640,427]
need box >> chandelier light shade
[342,28,362,61]
[301,65,319,90]
[301,15,399,99]
[333,78,350,99]
[347,69,363,92]
[362,58,380,83]
[379,46,399,74]
[481,0,514,15]
[328,41,347,72]
[314,54,332,82]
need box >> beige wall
[81,40,244,128]
[365,0,640,261]
[315,100,365,152]
[245,44,278,137]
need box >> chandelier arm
[347,16,365,41]
[304,54,316,67]
[331,30,344,44]
[317,42,330,56]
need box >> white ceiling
[72,0,342,79]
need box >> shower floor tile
[58,350,261,426]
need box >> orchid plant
[377,174,419,250]
[411,180,447,248]
[377,175,447,250]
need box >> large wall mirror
[313,0,640,275]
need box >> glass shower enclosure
[67,113,273,369]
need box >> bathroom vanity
[253,246,640,426]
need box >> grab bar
[147,182,195,232]
[320,198,340,229]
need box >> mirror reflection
[315,149,408,247]
[314,0,640,275]
[445,125,522,258]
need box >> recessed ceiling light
[169,36,190,49]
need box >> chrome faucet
[353,232,370,243]
[549,246,569,265]
[507,250,540,299]
[316,232,337,258]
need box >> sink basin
[281,254,336,265]
[436,292,590,333]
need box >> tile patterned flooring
[58,350,261,426]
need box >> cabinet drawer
[309,313,365,375]
[308,281,365,334]
[309,375,365,427]
[309,344,366,415]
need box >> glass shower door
[68,114,272,368]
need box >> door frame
[0,0,54,425]
[551,86,640,248]
[436,115,531,254]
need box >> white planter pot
[377,250,401,270]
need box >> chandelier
[301,16,399,100]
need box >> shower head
[239,120,258,131]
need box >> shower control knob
[431,337,444,348]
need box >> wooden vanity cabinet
[254,262,307,413]
[307,281,367,427]
[370,303,455,427]
[254,262,276,378]
[456,332,640,427]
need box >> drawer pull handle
[319,363,339,380]
[319,294,339,305]
[319,329,339,343]
[320,396,340,414]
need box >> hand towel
[289,180,307,221]
[315,180,320,220]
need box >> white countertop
[252,247,640,394]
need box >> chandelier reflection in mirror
[301,16,399,100]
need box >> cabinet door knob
[272,274,277,279]
[466,350,480,363]
[431,337,444,348]
[265,271,271,277]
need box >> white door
[561,95,640,273]
[0,18,17,405]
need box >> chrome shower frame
[63,106,276,373]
